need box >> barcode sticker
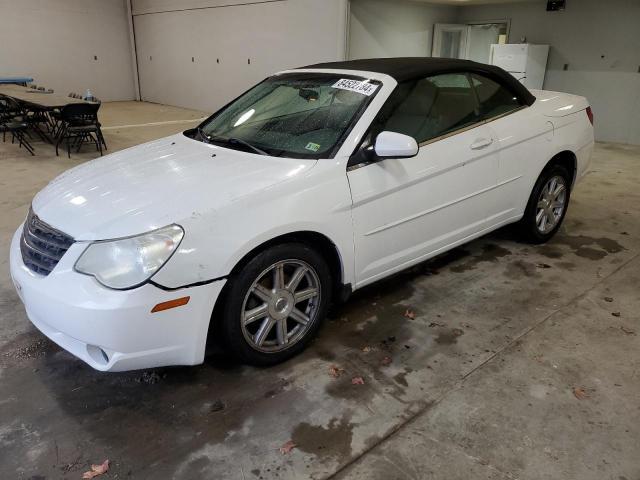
[332,79,379,96]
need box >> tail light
[586,106,594,126]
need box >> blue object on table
[0,76,34,86]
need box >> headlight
[75,225,184,290]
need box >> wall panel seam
[132,0,285,16]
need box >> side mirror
[374,131,419,159]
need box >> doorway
[432,21,509,64]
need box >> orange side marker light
[151,296,190,313]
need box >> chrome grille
[20,209,75,276]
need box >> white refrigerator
[489,44,550,90]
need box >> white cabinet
[489,44,549,90]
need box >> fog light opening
[86,344,110,365]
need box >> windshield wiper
[209,135,269,156]
[196,127,211,144]
[227,137,269,156]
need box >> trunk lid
[530,89,589,118]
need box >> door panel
[469,72,552,225]
[348,123,497,286]
[484,108,554,225]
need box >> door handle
[470,138,493,150]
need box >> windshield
[194,73,382,159]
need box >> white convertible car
[10,58,594,371]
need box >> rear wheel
[518,164,572,243]
[221,243,331,366]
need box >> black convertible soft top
[302,57,536,106]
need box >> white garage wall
[457,0,640,145]
[132,0,349,112]
[0,0,136,101]
[348,0,457,59]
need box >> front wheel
[220,243,332,366]
[518,164,572,244]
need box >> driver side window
[372,73,482,145]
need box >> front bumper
[10,226,225,372]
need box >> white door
[347,73,497,287]
[466,24,503,64]
[432,24,469,59]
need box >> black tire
[518,164,572,244]
[220,243,332,366]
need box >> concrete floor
[1,102,638,480]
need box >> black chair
[24,104,51,141]
[87,99,105,149]
[51,96,79,135]
[55,103,106,157]
[50,93,81,134]
[49,108,62,137]
[0,95,21,118]
[0,96,35,155]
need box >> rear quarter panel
[488,91,594,222]
[530,89,594,183]
[548,109,594,183]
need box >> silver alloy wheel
[536,175,567,234]
[240,260,321,353]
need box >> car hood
[32,133,317,240]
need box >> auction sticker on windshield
[332,79,379,96]
[305,142,321,152]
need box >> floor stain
[393,367,413,388]
[435,328,465,345]
[575,247,607,260]
[291,415,354,461]
[314,348,337,362]
[449,244,512,273]
[556,261,576,271]
[419,247,471,274]
[553,234,625,260]
[538,245,564,259]
[263,378,291,399]
[325,373,376,402]
[504,260,540,280]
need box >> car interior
[227,88,369,156]
[375,74,481,144]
